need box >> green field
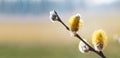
[0,40,120,58]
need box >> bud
[68,13,83,36]
[49,10,60,22]
[92,29,107,51]
[79,39,89,53]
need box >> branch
[50,10,106,58]
[59,20,106,58]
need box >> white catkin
[49,10,58,23]
[79,39,89,53]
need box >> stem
[57,15,106,58]
[59,19,70,31]
[52,10,106,58]
[55,11,69,31]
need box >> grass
[0,39,119,58]
[0,44,94,58]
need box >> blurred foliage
[0,39,120,58]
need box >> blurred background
[0,0,120,58]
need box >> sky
[0,0,119,15]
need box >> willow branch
[58,17,106,58]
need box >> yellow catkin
[68,14,83,33]
[92,29,107,51]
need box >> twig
[50,10,106,58]
[57,14,106,58]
